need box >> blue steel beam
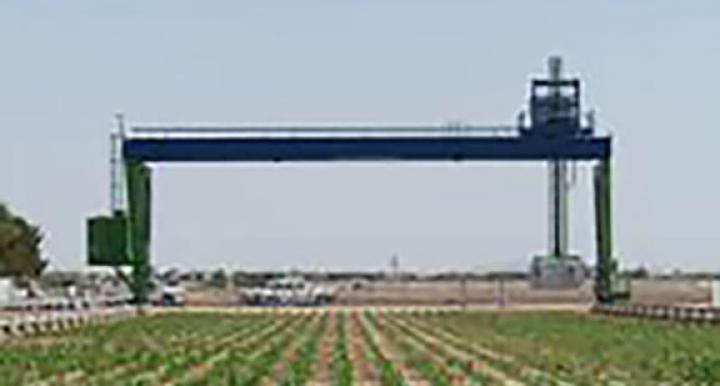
[123,135,611,162]
[130,125,517,135]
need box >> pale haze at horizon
[2,2,719,272]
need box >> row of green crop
[175,312,316,386]
[367,311,463,385]
[277,312,328,385]
[419,310,720,384]
[389,311,562,385]
[355,311,407,386]
[146,313,294,384]
[386,312,504,385]
[171,314,299,385]
[8,309,708,385]
[0,312,311,386]
[0,313,274,385]
[331,311,354,386]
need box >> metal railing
[593,303,720,323]
[0,301,137,339]
[128,125,519,138]
[1,295,132,312]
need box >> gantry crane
[87,57,628,304]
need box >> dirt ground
[336,278,712,306]
[184,278,712,307]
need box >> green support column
[593,159,627,303]
[125,160,152,304]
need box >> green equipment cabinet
[87,213,130,266]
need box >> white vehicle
[150,281,186,306]
[0,278,30,310]
[242,275,334,306]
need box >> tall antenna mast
[390,253,400,280]
[546,56,570,259]
[110,113,126,214]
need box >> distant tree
[0,203,48,278]
[624,265,650,279]
[208,269,228,288]
[231,271,253,287]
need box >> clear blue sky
[2,1,719,272]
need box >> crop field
[1,309,720,385]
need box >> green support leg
[593,160,627,304]
[126,160,152,304]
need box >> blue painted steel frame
[123,136,611,162]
